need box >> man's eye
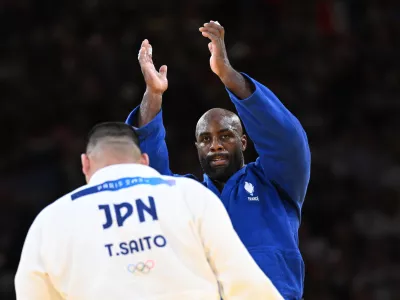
[202,136,210,142]
[221,135,230,140]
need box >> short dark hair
[86,122,139,152]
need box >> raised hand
[138,39,168,95]
[199,21,232,79]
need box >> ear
[241,135,247,151]
[81,153,90,178]
[195,141,200,150]
[139,153,150,166]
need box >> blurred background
[0,0,399,299]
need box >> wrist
[218,65,237,86]
[145,88,163,98]
[142,89,163,112]
[219,66,241,89]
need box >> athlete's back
[15,122,282,300]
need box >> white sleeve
[14,214,63,300]
[194,185,283,300]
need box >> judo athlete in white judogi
[15,121,283,300]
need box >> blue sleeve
[228,73,311,207]
[125,106,173,176]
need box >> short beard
[199,149,244,183]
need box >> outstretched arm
[200,21,311,209]
[125,39,172,175]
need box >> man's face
[195,115,247,182]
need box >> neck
[211,163,246,192]
[212,179,225,192]
[98,158,137,170]
[87,157,139,182]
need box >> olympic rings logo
[127,260,155,274]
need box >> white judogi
[15,164,283,300]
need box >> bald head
[196,108,243,138]
[82,122,149,183]
[195,108,247,184]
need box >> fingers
[200,30,218,41]
[206,21,224,35]
[199,20,224,41]
[200,26,219,37]
[159,65,167,78]
[140,39,148,47]
[138,46,145,60]
[203,21,224,35]
[140,39,152,54]
[138,39,153,64]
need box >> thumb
[159,65,168,78]
[208,42,213,53]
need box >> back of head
[86,122,140,155]
[82,122,148,182]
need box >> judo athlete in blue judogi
[126,21,311,300]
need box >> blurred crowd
[0,0,399,299]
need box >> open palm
[138,39,168,94]
[200,21,231,78]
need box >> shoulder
[171,172,201,182]
[161,175,218,209]
[161,175,207,193]
[34,185,88,228]
[246,159,267,179]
